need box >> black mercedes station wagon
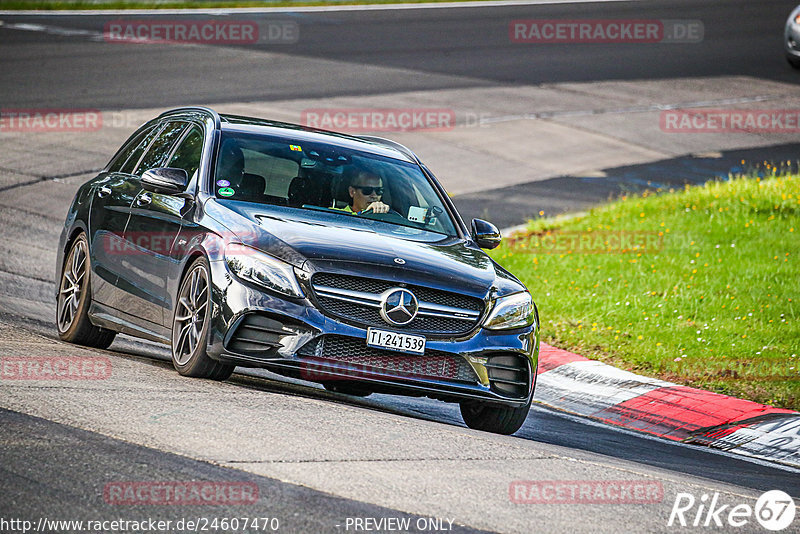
[56,107,539,434]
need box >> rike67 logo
[668,490,796,531]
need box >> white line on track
[0,0,638,16]
[0,21,101,37]
[0,20,105,39]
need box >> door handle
[136,193,152,206]
[97,186,112,198]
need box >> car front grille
[298,335,478,383]
[310,272,485,336]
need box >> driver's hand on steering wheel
[362,201,390,214]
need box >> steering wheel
[360,207,406,223]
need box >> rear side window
[120,124,163,175]
[167,125,204,179]
[242,149,299,198]
[107,125,156,173]
[135,121,188,176]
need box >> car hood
[208,200,525,298]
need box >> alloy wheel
[57,238,87,333]
[173,264,210,366]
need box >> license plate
[366,328,426,355]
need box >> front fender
[55,181,96,297]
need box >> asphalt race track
[1,1,799,533]
[1,0,798,107]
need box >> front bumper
[206,260,539,407]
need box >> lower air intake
[299,335,477,383]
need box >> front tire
[171,256,234,381]
[459,397,531,435]
[56,233,116,349]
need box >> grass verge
[491,173,800,410]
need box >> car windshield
[212,131,459,237]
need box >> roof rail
[357,135,419,163]
[157,106,221,129]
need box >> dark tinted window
[167,126,204,179]
[120,124,163,175]
[107,125,156,173]
[134,121,188,176]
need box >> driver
[344,171,390,214]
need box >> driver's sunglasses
[353,186,384,195]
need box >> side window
[243,151,299,198]
[120,124,163,175]
[166,126,204,179]
[107,125,156,173]
[134,121,188,176]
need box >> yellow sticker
[290,144,302,152]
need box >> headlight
[483,291,535,330]
[225,244,304,298]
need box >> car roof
[156,107,419,164]
[219,113,417,164]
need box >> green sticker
[218,187,235,197]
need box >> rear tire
[56,233,116,349]
[459,397,531,435]
[171,256,234,381]
[787,55,800,69]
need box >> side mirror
[141,167,189,196]
[471,218,501,249]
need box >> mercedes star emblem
[379,288,418,325]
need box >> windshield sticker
[217,187,235,197]
[289,144,302,152]
[216,179,230,187]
